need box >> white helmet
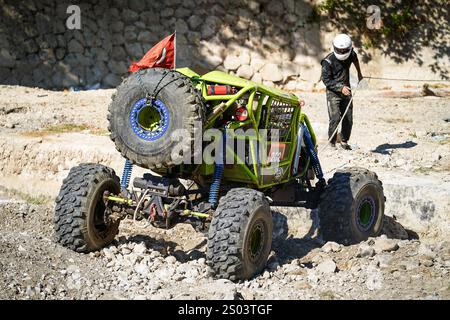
[333,34,352,61]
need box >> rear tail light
[235,107,248,121]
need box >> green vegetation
[309,0,449,79]
[22,124,108,137]
[2,187,51,205]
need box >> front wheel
[206,188,273,281]
[54,164,121,252]
[318,167,385,245]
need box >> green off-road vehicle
[54,68,385,281]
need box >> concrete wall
[0,0,448,90]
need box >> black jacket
[321,50,358,95]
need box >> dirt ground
[0,84,449,300]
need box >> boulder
[260,63,283,82]
[322,241,341,253]
[236,65,254,79]
[188,15,203,30]
[0,49,15,68]
[267,0,284,16]
[175,7,191,18]
[251,73,262,84]
[223,55,241,71]
[239,50,251,65]
[108,60,128,75]
[373,236,399,253]
[68,39,84,54]
[128,0,146,11]
[125,43,143,59]
[357,243,376,258]
[316,258,337,274]
[160,8,174,18]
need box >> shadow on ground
[271,209,419,267]
[371,141,417,155]
[111,233,206,262]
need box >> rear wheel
[206,188,273,281]
[318,167,385,245]
[54,164,121,252]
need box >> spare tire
[108,68,204,170]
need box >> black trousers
[326,90,353,144]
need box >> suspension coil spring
[208,163,224,206]
[302,124,324,180]
[209,129,227,206]
[121,159,134,190]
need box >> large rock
[202,16,221,39]
[122,9,139,22]
[0,49,15,68]
[68,39,84,54]
[128,0,146,11]
[251,73,262,83]
[91,47,108,61]
[239,51,251,65]
[124,27,138,42]
[321,241,341,253]
[108,61,128,75]
[175,19,189,34]
[267,0,284,16]
[137,31,153,43]
[23,39,39,54]
[35,13,52,34]
[373,236,399,253]
[111,46,127,60]
[236,65,254,79]
[160,8,174,18]
[357,243,376,258]
[316,258,337,274]
[260,63,283,82]
[188,15,203,30]
[125,43,144,59]
[223,55,241,71]
[175,7,191,18]
[282,61,300,81]
[250,58,265,72]
[111,21,125,33]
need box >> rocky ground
[0,84,449,300]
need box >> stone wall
[0,0,327,90]
[0,0,447,90]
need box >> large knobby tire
[108,68,204,170]
[318,167,385,245]
[206,188,273,281]
[54,164,121,252]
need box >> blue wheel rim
[129,98,170,141]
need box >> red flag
[129,33,175,72]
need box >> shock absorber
[121,159,134,190]
[208,129,226,207]
[302,124,324,181]
[208,163,224,206]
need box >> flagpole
[174,30,177,69]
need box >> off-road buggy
[54,68,385,281]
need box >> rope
[365,76,449,82]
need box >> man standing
[321,34,363,150]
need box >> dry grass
[319,290,336,300]
[428,83,450,89]
[21,124,108,137]
[1,187,51,205]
